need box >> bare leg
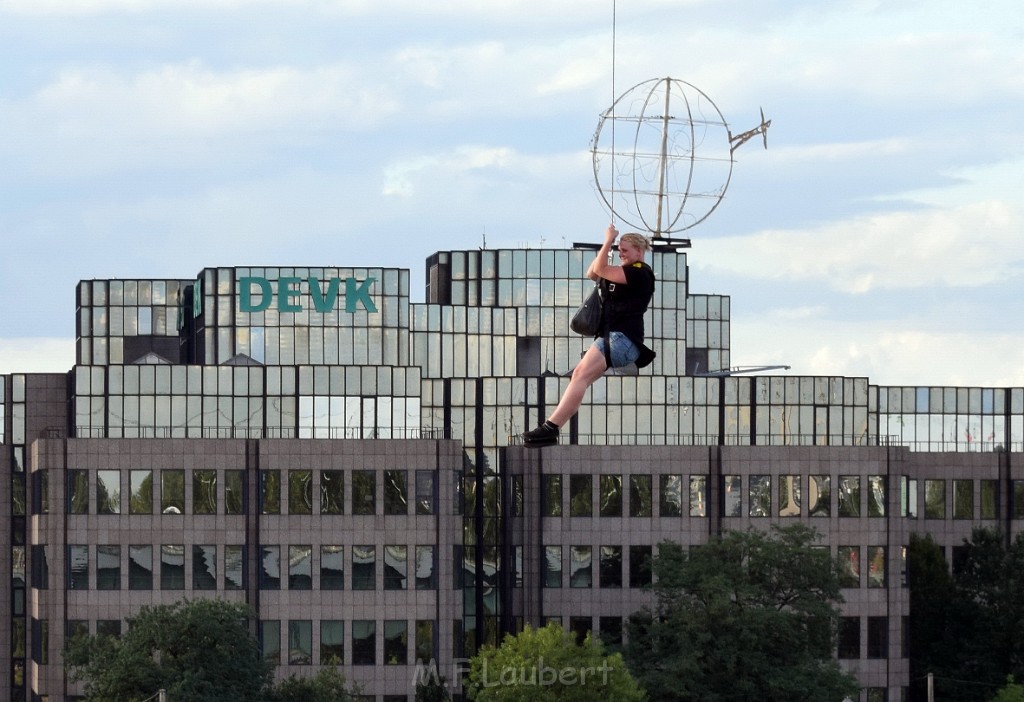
[548,344,609,426]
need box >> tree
[624,524,860,702]
[268,666,362,702]
[991,676,1024,702]
[66,598,272,702]
[464,622,646,702]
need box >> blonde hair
[619,232,652,252]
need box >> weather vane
[590,76,770,242]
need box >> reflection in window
[867,546,886,588]
[97,545,120,590]
[321,471,345,514]
[868,476,886,517]
[629,546,652,588]
[321,545,345,590]
[544,545,562,588]
[97,470,121,514]
[838,617,859,659]
[225,545,244,590]
[599,475,622,517]
[289,545,313,590]
[384,470,408,515]
[289,470,313,515]
[68,471,89,514]
[659,475,682,517]
[570,546,592,588]
[225,470,245,515]
[1015,481,1024,518]
[749,475,771,517]
[600,546,622,588]
[570,475,592,517]
[193,470,217,515]
[161,470,184,515]
[68,545,89,590]
[261,620,281,663]
[289,620,312,665]
[193,545,217,590]
[599,617,623,648]
[415,545,436,590]
[838,545,860,587]
[261,545,281,590]
[160,544,185,589]
[384,620,408,665]
[953,479,973,520]
[778,475,800,517]
[543,475,562,517]
[320,620,344,665]
[352,545,376,590]
[809,475,830,517]
[130,470,153,515]
[261,470,281,515]
[690,475,707,517]
[384,545,408,590]
[416,470,436,515]
[901,477,918,518]
[867,616,887,659]
[352,620,376,665]
[925,480,946,519]
[980,480,998,519]
[128,545,153,590]
[630,475,652,517]
[838,476,861,517]
[416,620,434,664]
[723,475,741,517]
[353,471,376,515]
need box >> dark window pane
[352,545,376,590]
[320,620,344,664]
[629,545,652,588]
[838,617,860,659]
[321,545,345,590]
[193,470,217,515]
[289,470,313,515]
[659,474,682,517]
[543,474,562,517]
[353,471,376,515]
[289,545,312,590]
[160,544,185,589]
[630,475,652,517]
[384,470,408,515]
[192,545,217,590]
[321,470,345,515]
[599,475,622,517]
[352,620,376,665]
[570,475,592,517]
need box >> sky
[1,0,1023,387]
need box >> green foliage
[65,598,271,702]
[415,674,452,702]
[465,622,646,702]
[268,666,361,702]
[909,528,1024,702]
[991,676,1024,702]
[624,524,860,702]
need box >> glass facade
[3,245,1024,702]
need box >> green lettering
[239,277,272,312]
[345,277,377,312]
[278,277,301,312]
[309,277,341,313]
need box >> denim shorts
[594,331,640,368]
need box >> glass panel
[415,620,434,664]
[599,475,622,517]
[722,475,741,517]
[749,475,771,517]
[690,475,707,517]
[260,545,281,590]
[659,475,682,517]
[924,480,946,519]
[543,474,562,517]
[867,546,886,588]
[193,470,217,515]
[544,545,562,588]
[68,471,89,514]
[416,470,436,515]
[384,620,408,665]
[868,476,886,517]
[415,545,436,590]
[629,545,652,588]
[778,475,800,517]
[980,480,998,519]
[384,470,408,515]
[129,470,153,515]
[630,475,652,517]
[320,621,344,665]
[68,545,89,590]
[289,470,313,515]
[321,471,345,515]
[128,545,153,590]
[288,620,312,665]
[261,470,281,515]
[569,475,592,517]
[838,476,861,517]
[289,545,313,590]
[953,479,973,520]
[570,546,592,588]
[160,544,185,589]
[96,545,120,590]
[321,545,345,590]
[352,545,376,590]
[225,545,244,590]
[838,545,860,587]
[352,620,376,665]
[192,545,217,590]
[261,621,281,663]
[161,470,185,515]
[353,471,376,515]
[599,546,622,588]
[384,545,408,590]
[225,470,245,515]
[809,475,831,517]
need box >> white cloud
[0,338,75,375]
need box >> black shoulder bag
[570,283,604,337]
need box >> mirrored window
[289,545,313,590]
[260,545,280,590]
[599,546,622,588]
[128,545,153,590]
[629,545,652,588]
[416,471,436,515]
[416,620,434,664]
[321,471,344,514]
[749,475,771,517]
[980,479,999,519]
[384,470,408,515]
[838,545,860,587]
[225,470,245,515]
[129,470,153,515]
[542,475,562,517]
[160,544,185,589]
[867,546,886,588]
[778,475,800,517]
[289,620,312,665]
[352,620,376,665]
[925,480,946,519]
[353,471,376,515]
[690,475,707,517]
[289,470,313,515]
[599,475,622,517]
[838,476,861,517]
[722,475,741,517]
[809,475,831,517]
[570,475,592,517]
[953,479,973,520]
[384,545,408,590]
[68,545,89,590]
[161,470,185,515]
[260,470,281,515]
[193,470,217,515]
[384,620,407,665]
[352,545,376,590]
[868,476,886,517]
[261,620,281,663]
[415,545,436,590]
[192,545,217,590]
[225,545,244,590]
[659,475,682,517]
[97,545,120,590]
[67,471,89,515]
[320,620,344,665]
[630,475,652,517]
[544,545,562,588]
[570,546,592,588]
